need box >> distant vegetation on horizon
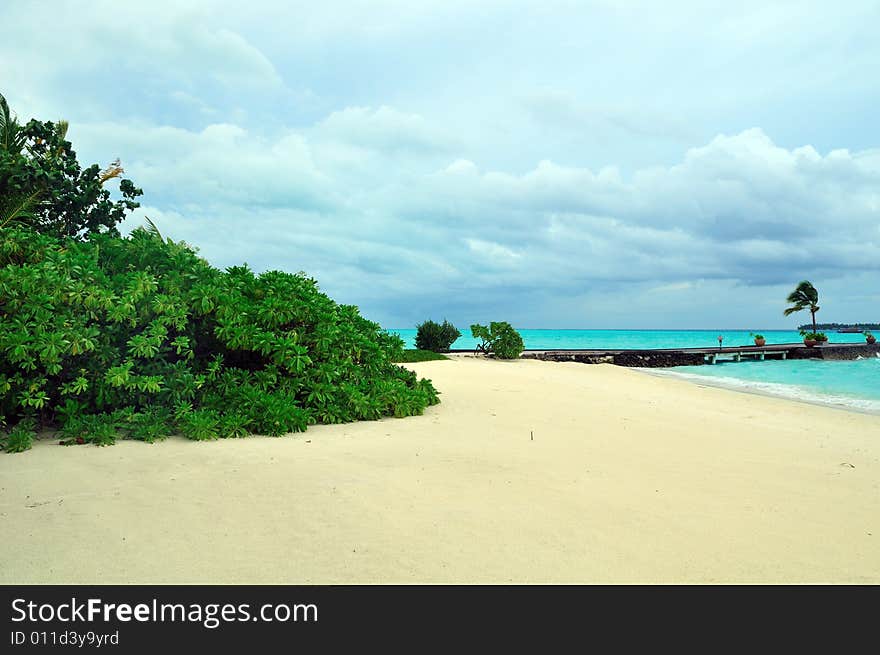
[797,323,880,330]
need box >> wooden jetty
[511,342,880,368]
[703,348,788,364]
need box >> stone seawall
[520,350,706,368]
[787,343,880,360]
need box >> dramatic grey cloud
[2,0,879,328]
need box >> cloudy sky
[3,0,879,329]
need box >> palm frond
[783,281,819,317]
[99,158,124,184]
[0,91,22,154]
[56,119,69,142]
[0,92,9,126]
[0,92,11,149]
[143,216,163,241]
[47,119,71,160]
[792,280,817,301]
[0,189,42,229]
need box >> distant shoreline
[390,328,874,353]
[391,327,812,332]
[799,324,880,331]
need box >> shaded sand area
[1,358,878,584]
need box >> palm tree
[0,91,26,154]
[2,93,101,230]
[0,91,37,227]
[783,280,820,331]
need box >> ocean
[388,328,869,351]
[651,357,880,414]
[388,328,880,413]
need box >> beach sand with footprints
[2,357,878,584]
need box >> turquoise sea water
[389,328,880,413]
[388,328,868,351]
[653,356,880,413]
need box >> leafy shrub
[0,226,439,452]
[2,418,36,453]
[470,322,525,359]
[60,413,119,447]
[178,409,220,441]
[395,349,450,363]
[127,407,172,443]
[414,319,460,352]
[217,412,249,439]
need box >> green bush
[470,322,525,359]
[2,418,36,453]
[395,349,450,363]
[0,226,439,452]
[414,319,461,352]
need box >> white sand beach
[1,357,878,584]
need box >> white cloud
[464,239,522,267]
[316,106,455,154]
[105,117,880,323]
[75,122,334,212]
[3,0,880,328]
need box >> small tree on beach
[415,319,461,352]
[783,280,820,332]
[470,322,524,359]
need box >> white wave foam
[642,369,880,414]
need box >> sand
[1,357,878,584]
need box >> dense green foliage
[0,227,439,452]
[0,92,439,454]
[0,92,142,237]
[470,322,524,359]
[414,319,460,352]
[395,349,450,363]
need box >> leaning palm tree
[783,280,820,331]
